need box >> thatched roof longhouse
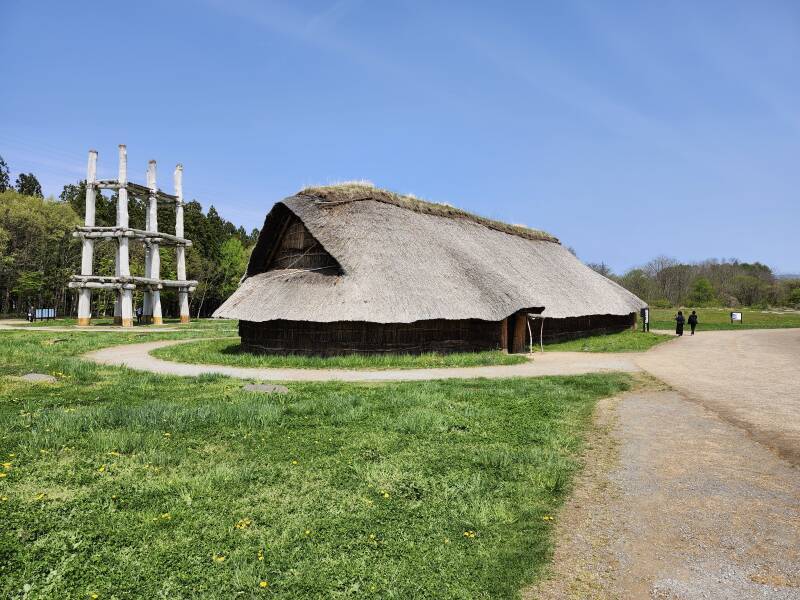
[214,184,645,324]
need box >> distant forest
[587,257,800,309]
[1,154,798,317]
[0,155,258,318]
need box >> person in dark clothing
[135,306,143,325]
[688,310,698,335]
[675,310,685,336]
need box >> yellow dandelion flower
[35,493,46,501]
[291,460,298,465]
[1,496,8,502]
[259,581,269,588]
[163,432,171,437]
[161,513,171,520]
[0,473,7,478]
[8,454,15,457]
[382,492,390,499]
[2,462,12,468]
[91,594,99,599]
[97,465,106,473]
[304,529,311,535]
[212,554,226,563]
[258,550,264,561]
[234,518,252,529]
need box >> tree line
[0,155,257,318]
[587,257,800,309]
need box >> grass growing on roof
[298,182,559,243]
[0,328,630,598]
[650,307,800,331]
[151,338,529,370]
[539,330,672,353]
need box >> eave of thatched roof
[214,185,646,323]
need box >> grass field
[152,338,529,370]
[541,330,671,353]
[0,328,631,599]
[15,317,239,333]
[650,307,800,331]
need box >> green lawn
[15,316,238,333]
[0,329,631,599]
[152,338,529,370]
[540,329,672,353]
[650,307,800,331]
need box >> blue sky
[2,0,798,273]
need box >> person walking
[675,310,685,336]
[688,310,698,335]
[135,305,143,325]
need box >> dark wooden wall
[238,312,637,356]
[540,312,636,343]
[239,318,503,356]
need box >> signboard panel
[730,311,742,322]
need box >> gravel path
[527,328,800,599]
[82,339,642,381]
[635,328,800,465]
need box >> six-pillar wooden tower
[70,145,197,327]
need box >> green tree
[0,190,80,314]
[217,237,249,298]
[15,173,43,197]
[13,270,44,307]
[689,277,716,306]
[0,155,10,192]
[788,287,800,307]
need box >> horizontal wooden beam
[74,227,192,246]
[94,180,180,203]
[68,281,136,290]
[71,275,198,291]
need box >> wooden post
[117,145,134,327]
[174,164,190,324]
[499,317,508,352]
[77,150,97,326]
[147,160,162,325]
[512,312,526,353]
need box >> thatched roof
[214,184,646,323]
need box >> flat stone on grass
[243,383,289,394]
[19,373,58,383]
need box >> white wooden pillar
[174,164,189,324]
[117,145,134,327]
[77,150,97,326]
[142,187,152,320]
[147,160,162,325]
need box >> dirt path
[635,328,800,465]
[82,339,641,382]
[527,328,800,599]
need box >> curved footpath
[83,338,641,382]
